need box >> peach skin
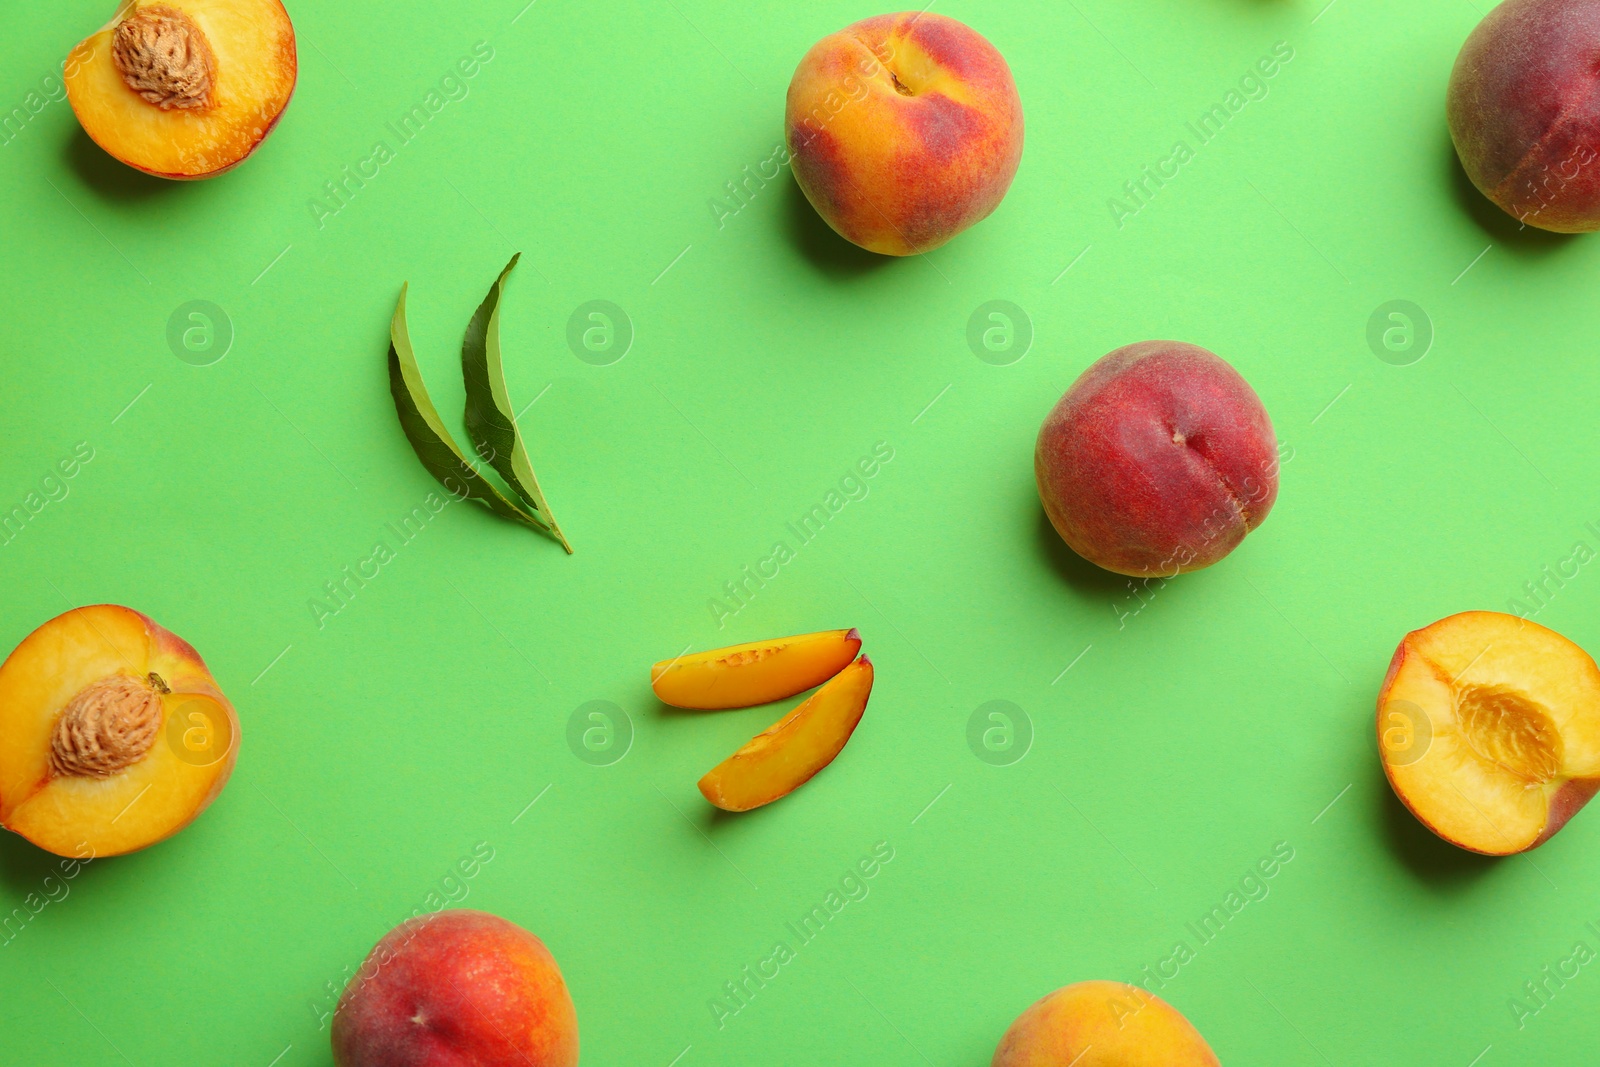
[785,12,1024,255]
[65,0,297,178]
[652,629,861,709]
[0,605,239,857]
[699,655,873,811]
[1379,611,1600,855]
[332,909,579,1067]
[992,981,1221,1067]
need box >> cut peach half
[652,628,861,709]
[1378,611,1600,855]
[0,605,239,857]
[65,0,297,179]
[699,655,872,812]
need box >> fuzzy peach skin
[332,910,578,1067]
[992,981,1221,1067]
[1378,611,1600,855]
[784,12,1024,255]
[1035,341,1279,577]
[1448,0,1600,232]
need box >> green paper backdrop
[3,0,1598,1063]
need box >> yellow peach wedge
[699,655,872,812]
[0,605,239,857]
[651,628,861,710]
[65,0,297,178]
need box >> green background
[2,0,1597,1063]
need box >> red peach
[331,910,578,1067]
[1448,0,1600,232]
[1035,341,1279,577]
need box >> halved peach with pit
[699,655,872,812]
[65,0,297,179]
[652,628,861,709]
[1379,610,1600,855]
[0,605,239,857]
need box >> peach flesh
[1448,0,1600,232]
[332,910,579,1067]
[1035,341,1279,577]
[785,12,1024,255]
[1378,611,1600,855]
[651,628,862,709]
[991,980,1221,1067]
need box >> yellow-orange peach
[992,981,1220,1067]
[785,12,1024,255]
[66,0,296,178]
[652,629,860,709]
[699,655,873,811]
[1379,611,1600,855]
[0,605,239,857]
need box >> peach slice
[991,981,1221,1067]
[1378,611,1600,855]
[651,628,861,709]
[65,0,297,179]
[0,605,239,857]
[698,655,872,812]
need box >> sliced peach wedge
[1379,611,1600,855]
[699,656,873,812]
[65,0,297,179]
[652,628,860,710]
[0,605,240,857]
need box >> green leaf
[387,283,554,539]
[461,253,572,553]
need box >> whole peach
[331,910,578,1067]
[1448,0,1600,232]
[785,12,1024,255]
[1035,341,1279,577]
[992,981,1221,1067]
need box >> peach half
[0,605,239,857]
[785,12,1024,255]
[991,981,1221,1067]
[651,628,861,709]
[699,655,873,812]
[332,910,579,1067]
[1379,611,1600,855]
[66,0,297,179]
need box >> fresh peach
[65,0,297,179]
[1379,611,1600,855]
[332,909,579,1067]
[652,628,861,709]
[1035,341,1279,577]
[1448,0,1600,231]
[992,981,1221,1067]
[699,655,872,812]
[0,605,239,857]
[785,12,1024,255]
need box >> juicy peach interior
[1379,611,1600,855]
[651,628,860,709]
[0,605,238,857]
[698,655,873,812]
[65,0,296,178]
